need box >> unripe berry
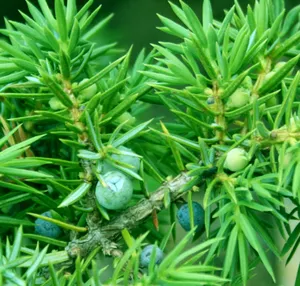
[283,152,293,169]
[115,112,136,125]
[177,202,204,232]
[204,88,213,95]
[266,96,278,107]
[24,121,34,132]
[226,88,250,109]
[289,116,300,132]
[263,71,276,83]
[140,245,164,268]
[185,86,204,93]
[95,171,133,210]
[217,88,224,96]
[279,116,300,132]
[274,61,286,71]
[103,146,140,174]
[1,204,20,215]
[241,76,253,90]
[1,205,13,214]
[77,79,98,102]
[273,62,293,76]
[34,211,61,238]
[224,148,249,172]
[49,97,65,110]
[101,161,115,174]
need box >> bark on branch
[66,172,197,258]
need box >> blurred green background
[0,0,296,57]
[0,1,298,285]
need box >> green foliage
[0,0,299,285]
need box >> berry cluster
[139,200,206,269]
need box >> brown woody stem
[66,172,195,258]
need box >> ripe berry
[177,202,204,232]
[224,148,249,172]
[35,211,61,238]
[140,245,164,268]
[206,97,215,105]
[95,171,133,210]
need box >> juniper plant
[0,0,299,285]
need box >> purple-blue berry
[177,202,204,232]
[95,171,133,210]
[206,97,215,105]
[34,211,61,238]
[140,245,164,268]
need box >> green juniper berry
[224,147,250,172]
[95,171,133,210]
[102,145,141,175]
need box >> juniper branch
[66,172,199,258]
